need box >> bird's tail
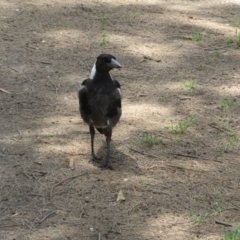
[96,128,107,136]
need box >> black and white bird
[78,54,122,169]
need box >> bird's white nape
[90,62,96,80]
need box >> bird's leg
[101,127,112,169]
[89,125,100,162]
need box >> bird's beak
[109,58,122,68]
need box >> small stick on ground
[50,172,87,201]
[204,74,217,83]
[145,165,166,170]
[0,87,12,94]
[169,152,199,159]
[125,145,160,159]
[33,60,52,65]
[215,220,232,227]
[208,123,226,132]
[37,211,57,224]
[62,151,87,156]
[143,55,161,62]
[16,124,22,140]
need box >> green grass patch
[170,116,197,134]
[224,227,240,240]
[198,59,210,70]
[100,34,109,46]
[215,50,221,57]
[227,30,240,48]
[210,195,224,212]
[199,63,205,70]
[99,15,110,25]
[63,22,68,28]
[143,133,162,146]
[133,204,140,212]
[222,133,240,153]
[180,79,197,90]
[230,18,240,28]
[237,32,240,48]
[139,178,148,185]
[189,211,209,223]
[181,166,187,173]
[192,32,205,41]
[227,37,235,45]
[220,97,238,112]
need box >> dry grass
[1,0,240,239]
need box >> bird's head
[95,54,122,72]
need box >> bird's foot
[100,161,112,170]
[91,154,101,162]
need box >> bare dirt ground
[1,0,240,239]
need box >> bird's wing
[114,79,121,89]
[78,79,92,115]
[106,80,122,118]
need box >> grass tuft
[222,133,240,153]
[143,133,162,146]
[215,50,221,57]
[220,97,238,112]
[99,15,110,25]
[230,18,240,28]
[227,37,234,45]
[237,31,240,48]
[210,195,224,212]
[181,79,197,90]
[224,227,240,240]
[170,116,197,134]
[189,211,209,223]
[100,34,109,46]
[192,32,205,41]
[227,29,240,48]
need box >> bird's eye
[103,57,109,62]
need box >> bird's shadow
[91,140,143,174]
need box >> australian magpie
[78,54,122,169]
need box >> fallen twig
[145,165,166,170]
[50,172,87,201]
[0,88,11,94]
[125,145,160,159]
[208,123,226,132]
[16,124,22,140]
[169,152,198,159]
[215,220,232,227]
[33,60,52,65]
[178,96,192,100]
[143,55,161,62]
[37,211,57,224]
[166,164,205,172]
[62,151,87,156]
[204,74,217,83]
[203,45,231,51]
[33,161,42,165]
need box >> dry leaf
[117,189,125,202]
[69,158,75,170]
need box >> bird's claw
[100,161,112,170]
[91,154,101,162]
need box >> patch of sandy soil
[1,0,240,239]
